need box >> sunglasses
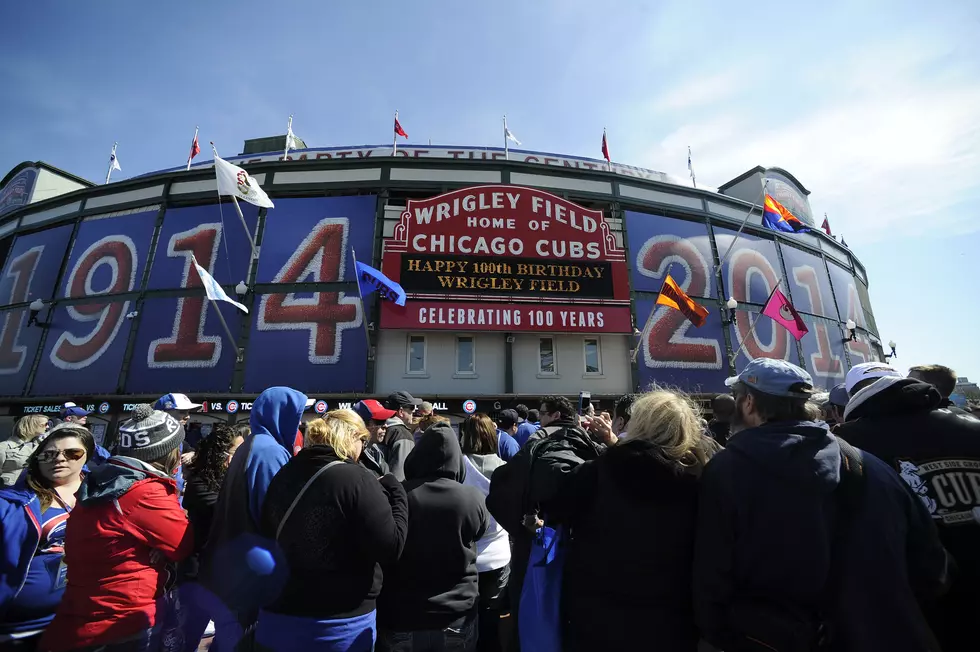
[38,448,86,463]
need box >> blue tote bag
[519,525,565,652]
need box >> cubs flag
[656,274,708,327]
[763,194,809,233]
[762,287,808,340]
[192,257,249,314]
[821,214,832,236]
[601,129,610,162]
[214,154,274,209]
[356,261,407,306]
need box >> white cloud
[629,33,980,244]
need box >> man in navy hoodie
[694,358,948,652]
[201,386,306,649]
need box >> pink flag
[762,288,809,341]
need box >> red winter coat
[40,457,193,652]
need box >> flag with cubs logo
[214,153,274,208]
[762,287,808,340]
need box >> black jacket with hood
[378,422,488,631]
[694,420,947,652]
[552,438,704,652]
[839,376,980,651]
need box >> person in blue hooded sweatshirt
[200,386,305,651]
[693,358,949,652]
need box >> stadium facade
[0,140,884,439]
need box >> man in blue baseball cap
[694,358,948,652]
[60,402,91,425]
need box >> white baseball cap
[153,393,202,411]
[845,362,902,394]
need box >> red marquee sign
[380,185,632,333]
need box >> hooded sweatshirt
[694,420,946,652]
[40,457,193,652]
[839,376,980,651]
[378,422,489,631]
[462,453,510,572]
[201,387,306,615]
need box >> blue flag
[355,261,406,306]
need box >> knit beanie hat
[116,404,185,462]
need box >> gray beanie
[116,404,185,462]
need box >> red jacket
[40,457,193,651]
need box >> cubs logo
[314,400,328,414]
[98,402,110,414]
[236,170,251,196]
[226,400,239,414]
[462,399,477,415]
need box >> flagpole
[393,110,398,156]
[714,178,769,275]
[631,263,675,363]
[728,278,782,366]
[504,116,509,161]
[350,247,372,351]
[105,142,117,185]
[186,127,199,171]
[283,114,293,161]
[211,298,242,361]
[211,142,259,260]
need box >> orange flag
[656,274,709,327]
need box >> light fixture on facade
[725,297,738,325]
[235,281,249,297]
[843,318,857,342]
[27,299,49,328]
[884,339,897,360]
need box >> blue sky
[1,0,978,380]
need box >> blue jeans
[177,582,237,652]
[377,611,477,652]
[255,610,376,652]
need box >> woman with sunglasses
[255,410,409,651]
[40,405,192,652]
[0,423,94,650]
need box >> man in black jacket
[695,358,948,652]
[377,421,488,651]
[486,395,603,649]
[382,391,423,481]
[909,363,978,420]
[838,374,980,651]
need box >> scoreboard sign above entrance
[380,185,632,333]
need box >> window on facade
[407,335,426,374]
[584,338,601,374]
[456,336,475,374]
[539,337,556,374]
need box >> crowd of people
[0,360,977,651]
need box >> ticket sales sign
[380,186,632,332]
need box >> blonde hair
[15,415,48,442]
[416,413,449,434]
[305,410,369,461]
[622,389,710,470]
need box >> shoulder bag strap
[276,460,346,540]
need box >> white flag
[110,152,121,172]
[286,125,299,151]
[214,154,274,208]
[505,125,521,145]
[193,258,249,314]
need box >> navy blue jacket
[0,479,43,614]
[694,420,946,651]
